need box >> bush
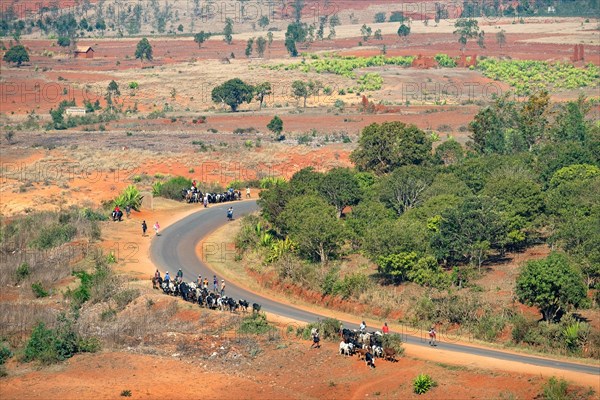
[158,176,192,200]
[542,377,569,400]
[238,313,273,335]
[22,315,99,365]
[413,374,436,395]
[30,223,77,249]
[113,185,144,211]
[15,262,30,283]
[381,333,405,356]
[332,272,370,300]
[31,282,49,298]
[297,318,342,341]
[0,345,12,365]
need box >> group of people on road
[156,269,226,296]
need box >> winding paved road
[150,201,599,376]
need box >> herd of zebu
[339,329,399,362]
[152,276,261,313]
[182,188,242,205]
[151,277,398,363]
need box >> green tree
[496,29,506,48]
[291,80,309,108]
[350,121,432,175]
[434,139,464,165]
[551,96,590,143]
[380,165,434,215]
[373,29,383,40]
[267,31,273,46]
[516,253,587,322]
[134,37,153,66]
[397,24,410,41]
[254,81,272,109]
[95,18,106,34]
[245,37,254,57]
[177,24,184,33]
[278,195,344,263]
[431,195,508,270]
[107,80,120,96]
[377,251,418,283]
[318,168,361,217]
[194,31,209,48]
[285,22,307,57]
[258,15,269,28]
[267,115,283,136]
[453,18,479,51]
[374,12,386,23]
[211,78,254,112]
[223,18,234,44]
[3,44,29,66]
[256,36,267,57]
[360,24,372,41]
[57,36,70,47]
[345,200,395,248]
[476,30,485,48]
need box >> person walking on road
[246,187,251,198]
[213,275,218,292]
[382,322,389,335]
[142,220,147,236]
[227,207,233,221]
[153,221,160,236]
[220,279,226,297]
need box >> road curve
[150,201,599,376]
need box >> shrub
[31,282,49,298]
[113,185,143,211]
[30,223,77,249]
[332,272,370,300]
[297,318,342,341]
[22,315,99,364]
[158,176,192,200]
[238,312,272,335]
[0,345,12,365]
[542,377,569,400]
[413,374,436,394]
[381,333,405,356]
[121,390,132,397]
[15,262,30,283]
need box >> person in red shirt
[382,322,390,334]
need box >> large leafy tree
[453,18,479,51]
[345,200,395,248]
[285,22,307,57]
[431,195,508,269]
[516,253,587,322]
[277,195,344,263]
[211,78,254,112]
[318,168,361,217]
[289,167,322,196]
[379,165,434,215]
[291,80,309,108]
[134,37,153,66]
[3,44,29,66]
[351,121,432,175]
